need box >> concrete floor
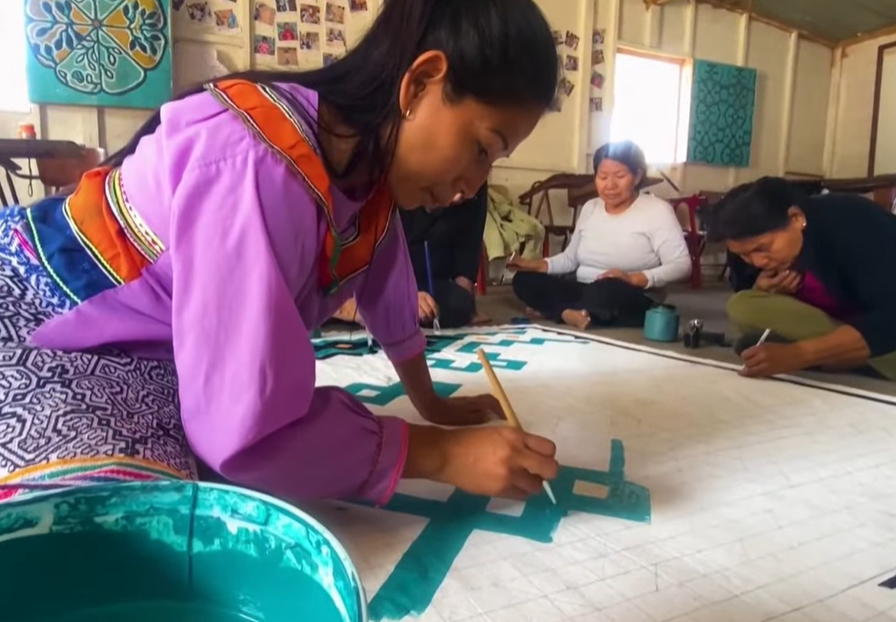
[475,283,896,399]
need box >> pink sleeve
[355,212,426,362]
[169,151,407,505]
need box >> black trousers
[512,272,653,327]
[426,279,476,329]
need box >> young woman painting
[0,0,560,504]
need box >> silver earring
[403,108,412,120]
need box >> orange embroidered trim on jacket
[63,166,151,285]
[206,78,394,293]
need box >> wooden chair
[668,194,709,289]
[518,173,594,256]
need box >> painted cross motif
[365,439,651,621]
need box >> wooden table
[0,138,83,206]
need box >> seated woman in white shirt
[509,140,691,330]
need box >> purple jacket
[30,82,424,505]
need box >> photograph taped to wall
[213,8,239,32]
[326,27,346,47]
[349,0,367,12]
[592,49,605,66]
[276,0,298,11]
[300,3,321,23]
[186,1,211,22]
[278,22,299,41]
[254,34,276,55]
[277,48,299,67]
[325,1,345,23]
[24,0,173,109]
[591,70,604,89]
[565,31,579,50]
[564,55,578,72]
[255,0,276,25]
[323,52,339,66]
[299,31,321,50]
[172,0,240,36]
[559,77,575,97]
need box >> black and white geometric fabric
[0,207,195,494]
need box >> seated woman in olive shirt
[706,177,896,380]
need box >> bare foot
[333,298,365,326]
[561,309,591,330]
[524,307,543,319]
[470,312,493,326]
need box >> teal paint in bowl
[0,481,367,622]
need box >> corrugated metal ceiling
[655,0,896,43]
[755,0,896,43]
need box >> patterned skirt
[0,206,195,501]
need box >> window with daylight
[610,51,688,166]
[0,2,31,113]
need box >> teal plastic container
[0,481,367,622]
[643,305,680,342]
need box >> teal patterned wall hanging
[24,0,172,109]
[687,59,757,168]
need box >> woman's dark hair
[105,0,558,181]
[592,140,649,189]
[704,176,797,243]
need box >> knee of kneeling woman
[440,289,476,329]
[725,290,767,328]
[511,271,537,296]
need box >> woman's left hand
[599,269,648,288]
[740,343,807,378]
[420,394,504,426]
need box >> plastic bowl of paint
[0,481,367,622]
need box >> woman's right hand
[507,256,548,273]
[405,425,559,499]
[754,269,801,295]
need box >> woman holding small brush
[0,0,558,504]
[708,177,896,380]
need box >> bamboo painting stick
[476,349,557,505]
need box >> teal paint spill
[366,439,650,621]
[317,330,590,374]
[346,381,461,406]
[0,482,366,622]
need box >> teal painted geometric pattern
[687,59,757,167]
[366,439,651,621]
[24,0,171,108]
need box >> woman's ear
[787,206,806,229]
[633,169,645,188]
[398,51,449,118]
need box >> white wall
[875,47,896,175]
[610,0,832,195]
[493,0,834,234]
[828,33,896,178]
[2,0,833,218]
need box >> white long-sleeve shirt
[545,194,692,289]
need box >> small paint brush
[476,349,558,505]
[424,241,441,334]
[500,251,517,285]
[741,328,771,371]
